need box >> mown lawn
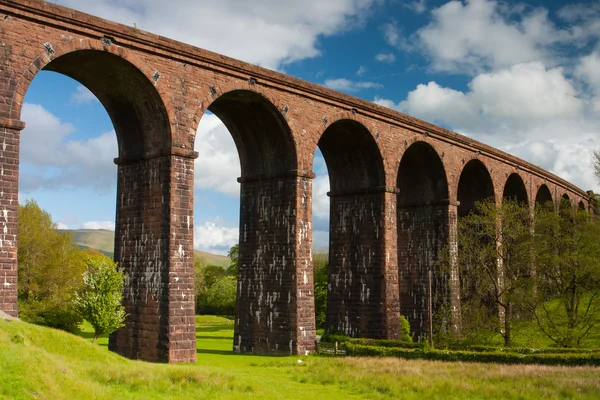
[1,316,599,399]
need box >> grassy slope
[2,317,600,399]
[64,229,230,267]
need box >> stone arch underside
[206,90,314,355]
[456,159,496,336]
[503,173,528,205]
[397,141,449,341]
[535,184,553,210]
[318,119,390,338]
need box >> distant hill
[63,229,230,267]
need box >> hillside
[63,229,230,266]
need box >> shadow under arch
[397,141,449,341]
[317,119,389,338]
[535,184,554,210]
[457,159,495,216]
[503,173,528,206]
[14,48,195,363]
[201,89,314,355]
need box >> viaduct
[0,0,592,363]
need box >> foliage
[455,198,534,346]
[344,343,600,366]
[17,200,86,332]
[313,253,328,330]
[195,257,237,315]
[72,256,126,342]
[400,315,413,343]
[226,244,239,276]
[320,330,351,343]
[531,205,600,347]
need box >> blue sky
[20,0,600,254]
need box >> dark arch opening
[208,90,297,179]
[535,185,553,210]
[503,173,528,205]
[397,142,449,341]
[43,50,171,161]
[559,194,573,219]
[317,119,386,338]
[457,159,495,216]
[578,201,586,211]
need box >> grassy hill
[64,229,230,267]
[2,317,600,399]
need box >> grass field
[1,316,600,399]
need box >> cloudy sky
[21,0,600,254]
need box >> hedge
[343,343,600,366]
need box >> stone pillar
[327,187,398,339]
[234,172,315,355]
[447,203,461,336]
[397,200,451,341]
[109,151,197,363]
[0,118,24,318]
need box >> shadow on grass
[197,335,234,340]
[196,348,235,356]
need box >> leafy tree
[313,252,328,330]
[203,276,237,315]
[18,200,86,332]
[227,244,239,276]
[531,206,600,347]
[73,256,127,343]
[456,198,533,346]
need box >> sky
[19,0,600,255]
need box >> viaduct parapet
[0,0,591,362]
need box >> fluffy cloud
[194,113,241,196]
[375,53,396,63]
[385,0,600,75]
[324,78,383,92]
[19,103,118,193]
[53,0,384,70]
[70,85,98,105]
[194,219,239,255]
[376,62,600,192]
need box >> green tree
[227,244,239,276]
[18,200,85,332]
[203,276,237,315]
[532,206,600,347]
[73,256,127,343]
[456,198,533,346]
[313,252,328,330]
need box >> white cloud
[194,219,239,255]
[405,0,427,14]
[575,51,600,90]
[82,221,115,230]
[356,65,367,76]
[70,85,98,105]
[375,52,396,63]
[19,103,118,193]
[377,62,600,192]
[324,78,383,92]
[53,0,384,70]
[194,113,241,196]
[56,222,69,230]
[412,0,597,74]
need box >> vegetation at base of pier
[2,315,600,399]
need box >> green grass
[2,316,600,399]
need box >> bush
[343,343,600,366]
[400,316,413,343]
[20,300,82,333]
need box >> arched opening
[457,160,495,217]
[560,194,573,217]
[317,119,386,338]
[535,185,553,210]
[15,49,181,362]
[397,142,448,341]
[456,159,495,336]
[201,90,311,355]
[503,174,528,205]
[578,201,586,211]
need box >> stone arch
[503,173,528,206]
[535,184,554,209]
[578,200,586,211]
[397,141,449,340]
[317,119,387,338]
[559,193,573,217]
[205,89,298,179]
[11,39,173,161]
[457,159,495,216]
